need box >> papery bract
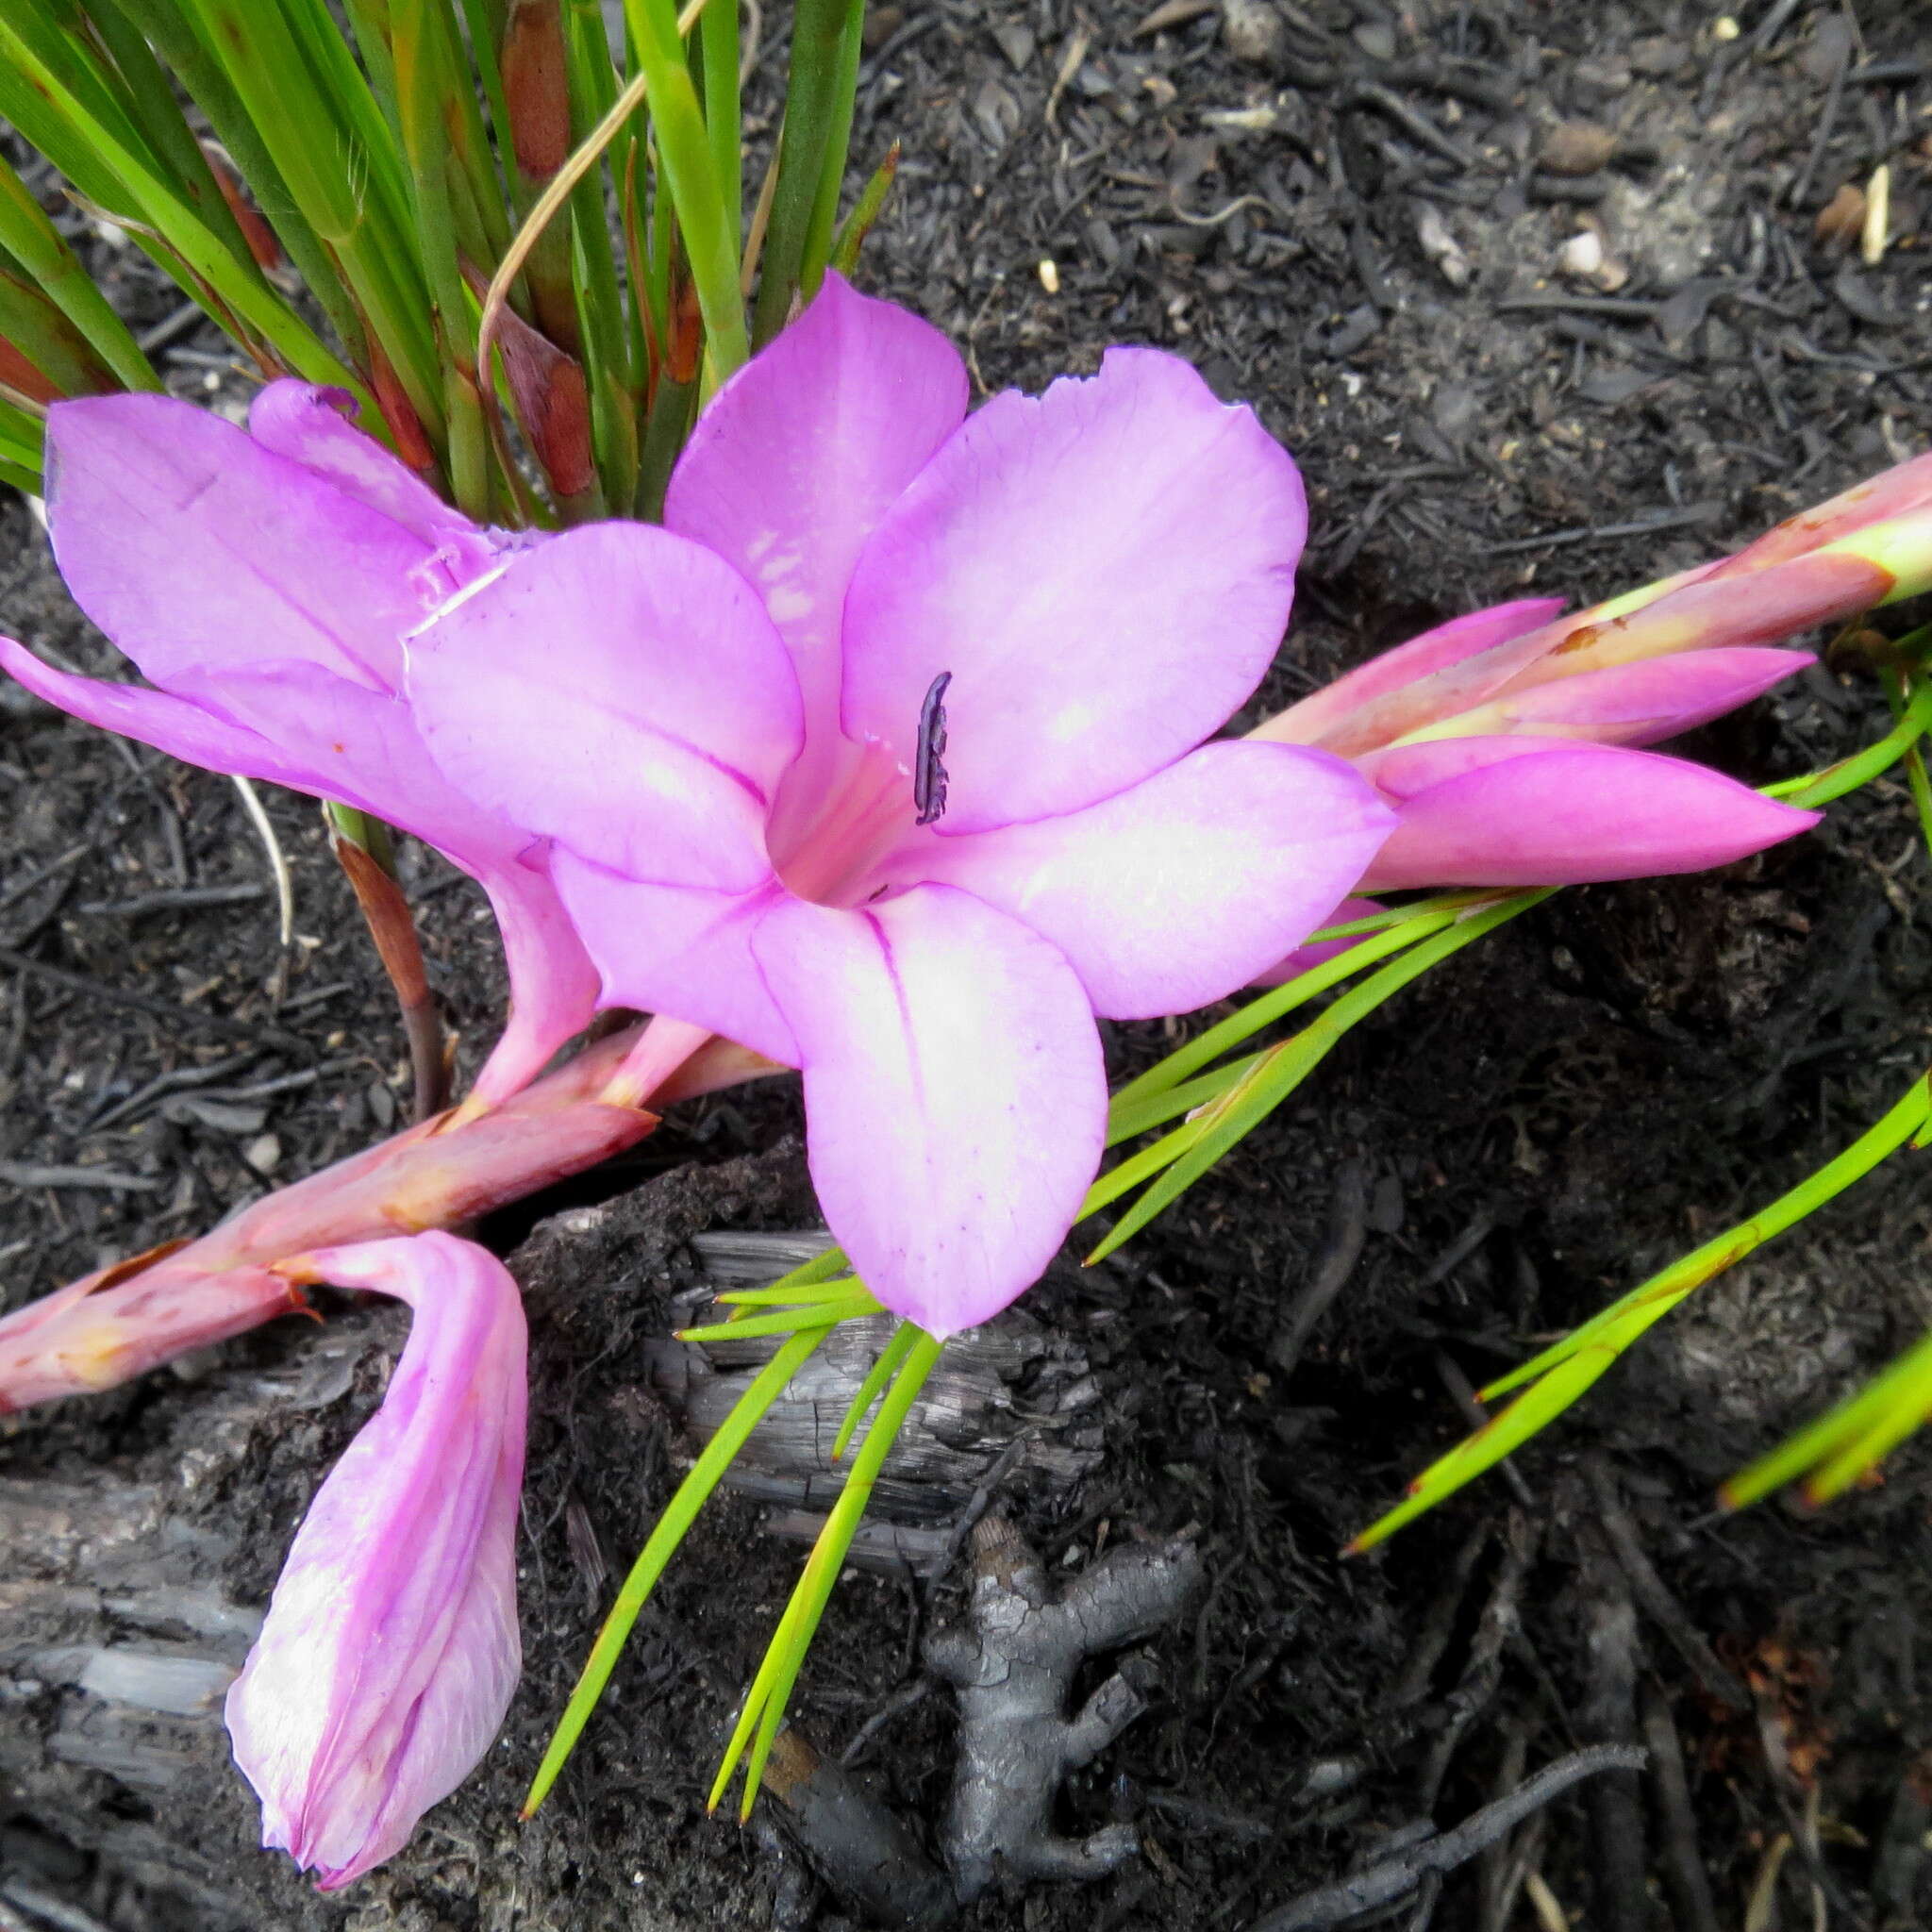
[0,385,598,1103]
[225,1231,525,1891]
[408,275,1396,1337]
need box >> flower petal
[1362,739,1820,890]
[44,392,439,691]
[1385,646,1812,752]
[665,272,967,809]
[841,347,1307,832]
[0,638,321,793]
[1255,598,1566,747]
[163,659,523,859]
[753,886,1105,1335]
[1249,897,1386,986]
[903,741,1394,1018]
[246,381,498,585]
[551,852,798,1064]
[408,523,802,893]
[469,863,603,1105]
[226,1232,524,1890]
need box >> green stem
[624,0,748,377]
[748,0,859,348]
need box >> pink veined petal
[1256,598,1566,747]
[247,381,498,587]
[901,741,1395,1019]
[43,392,440,692]
[1361,739,1821,891]
[1383,646,1813,753]
[0,637,323,795]
[841,346,1307,833]
[550,852,798,1065]
[408,523,803,894]
[225,1232,525,1891]
[753,886,1106,1337]
[467,861,603,1106]
[163,659,530,864]
[1249,897,1387,987]
[665,272,968,824]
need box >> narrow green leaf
[1479,1067,1932,1404]
[105,0,373,375]
[675,1291,880,1344]
[1108,898,1468,1110]
[828,140,897,278]
[1090,892,1549,1262]
[0,152,157,391]
[831,1321,919,1461]
[1723,1326,1932,1509]
[747,0,860,347]
[624,0,749,378]
[709,1329,943,1818]
[1347,1346,1620,1552]
[797,0,863,297]
[1350,1065,1932,1549]
[523,1326,825,1817]
[0,18,365,397]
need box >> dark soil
[5,3,1932,1929]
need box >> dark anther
[913,670,952,826]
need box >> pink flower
[0,385,598,1104]
[407,275,1394,1336]
[225,1232,525,1891]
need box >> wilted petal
[1362,739,1820,891]
[225,1232,525,1891]
[0,637,321,794]
[904,741,1394,1018]
[246,382,495,579]
[666,273,967,791]
[408,524,802,893]
[44,393,437,691]
[1388,646,1812,752]
[841,347,1306,833]
[1257,599,1565,747]
[551,853,798,1065]
[753,887,1105,1336]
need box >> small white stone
[1557,228,1605,278]
[242,1133,282,1176]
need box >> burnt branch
[924,1512,1203,1902]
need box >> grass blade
[708,1328,943,1818]
[522,1325,825,1816]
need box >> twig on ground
[1418,1510,1538,1812]
[0,944,305,1049]
[764,1727,957,1928]
[924,1512,1202,1901]
[1272,1155,1368,1375]
[1578,1527,1649,1932]
[1248,1745,1648,1932]
[1640,1681,1721,1932]
[1588,1461,1749,1712]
